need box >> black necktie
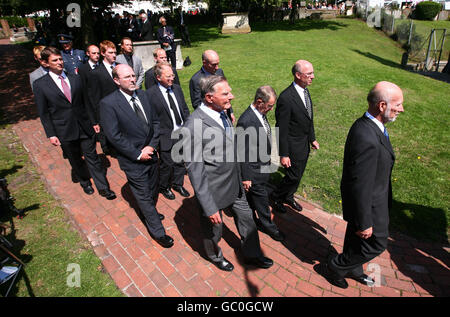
[92,63,98,70]
[304,88,312,119]
[126,54,133,68]
[130,97,148,127]
[166,89,182,126]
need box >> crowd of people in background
[32,6,196,49]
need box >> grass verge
[0,123,123,297]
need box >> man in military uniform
[58,34,86,75]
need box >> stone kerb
[133,39,184,70]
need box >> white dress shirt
[103,60,115,78]
[250,104,270,135]
[158,84,183,130]
[88,60,98,70]
[293,82,308,109]
[119,90,149,160]
[48,70,71,94]
[365,111,385,133]
[199,103,227,129]
[119,90,148,123]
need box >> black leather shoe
[155,235,174,248]
[269,230,286,242]
[71,169,80,183]
[313,263,348,289]
[285,199,303,212]
[82,184,94,195]
[158,213,165,220]
[212,258,234,272]
[244,256,273,269]
[172,185,190,197]
[99,189,117,200]
[160,188,175,200]
[271,200,287,213]
[346,273,375,287]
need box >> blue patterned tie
[384,127,389,140]
[220,111,232,137]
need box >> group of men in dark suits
[30,35,405,286]
[32,46,116,201]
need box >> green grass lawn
[0,125,123,297]
[178,18,449,242]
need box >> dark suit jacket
[275,83,316,161]
[144,66,180,90]
[340,115,395,237]
[189,67,225,109]
[140,20,153,40]
[145,84,190,151]
[87,62,118,123]
[236,105,272,184]
[157,26,176,49]
[33,73,95,141]
[78,62,95,88]
[78,62,96,110]
[99,89,160,175]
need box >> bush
[1,16,28,28]
[412,1,442,21]
[395,21,415,42]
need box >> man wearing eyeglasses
[270,60,320,214]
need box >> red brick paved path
[3,44,450,297]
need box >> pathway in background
[2,43,449,297]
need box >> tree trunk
[79,0,95,47]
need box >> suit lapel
[156,86,173,120]
[45,73,70,103]
[68,74,77,103]
[363,116,395,159]
[289,84,311,120]
[136,90,152,129]
[116,90,141,127]
[198,108,223,130]
[248,107,271,148]
[173,87,187,121]
[99,63,115,84]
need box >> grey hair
[367,86,392,108]
[291,62,302,77]
[154,62,172,77]
[200,75,227,101]
[254,85,277,104]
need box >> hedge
[413,1,442,21]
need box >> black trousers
[199,192,263,263]
[125,160,166,239]
[166,49,176,68]
[246,182,279,235]
[60,135,109,191]
[96,128,112,154]
[328,224,388,277]
[272,157,308,202]
[179,25,190,46]
[158,148,186,189]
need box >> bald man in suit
[271,60,319,214]
[316,82,404,289]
